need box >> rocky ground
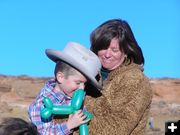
[0,75,180,135]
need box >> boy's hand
[66,110,90,130]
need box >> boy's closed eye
[75,80,87,86]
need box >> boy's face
[57,71,87,98]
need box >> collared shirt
[101,67,111,81]
[28,79,73,135]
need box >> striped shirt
[28,79,74,135]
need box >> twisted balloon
[40,89,92,135]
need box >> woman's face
[97,38,125,70]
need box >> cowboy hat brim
[46,49,102,90]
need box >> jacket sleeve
[28,98,72,135]
[88,70,152,135]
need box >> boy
[28,42,101,135]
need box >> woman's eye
[112,49,119,52]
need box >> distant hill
[0,75,180,134]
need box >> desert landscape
[0,75,180,135]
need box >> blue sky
[0,0,180,78]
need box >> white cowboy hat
[45,42,102,90]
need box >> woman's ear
[56,72,64,83]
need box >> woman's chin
[102,65,112,70]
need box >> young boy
[28,42,101,135]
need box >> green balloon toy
[40,89,92,135]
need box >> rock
[0,102,13,113]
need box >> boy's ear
[56,72,64,83]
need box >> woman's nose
[104,49,111,58]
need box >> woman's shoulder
[108,63,145,81]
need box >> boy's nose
[79,83,85,89]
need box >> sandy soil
[0,75,180,134]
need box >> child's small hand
[66,110,90,130]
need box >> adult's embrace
[85,19,153,135]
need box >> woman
[85,19,153,135]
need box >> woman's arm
[88,70,152,135]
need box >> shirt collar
[45,78,71,101]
